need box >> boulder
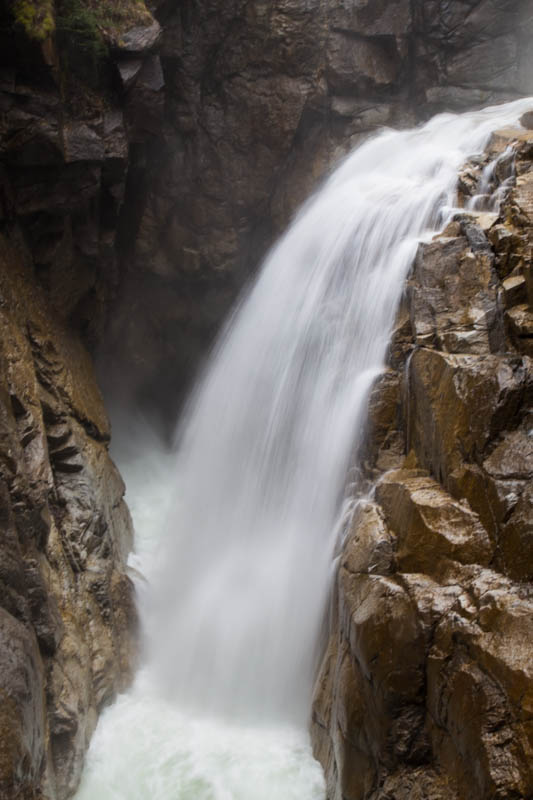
[114,20,162,57]
[376,470,492,572]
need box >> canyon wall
[0,229,136,799]
[2,0,532,420]
[311,125,533,799]
[103,0,533,420]
[0,0,532,798]
[0,2,154,796]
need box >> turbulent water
[77,99,533,799]
[76,437,325,800]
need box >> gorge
[0,1,532,799]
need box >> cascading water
[76,98,533,800]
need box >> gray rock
[115,20,162,56]
[63,122,104,163]
[117,58,144,91]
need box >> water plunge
[76,98,533,799]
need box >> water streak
[76,98,533,799]
[148,99,533,723]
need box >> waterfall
[76,98,533,800]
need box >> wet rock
[483,416,533,481]
[409,232,504,354]
[313,131,533,800]
[446,36,518,90]
[0,607,45,799]
[376,470,492,572]
[361,370,404,474]
[0,232,136,797]
[342,502,395,577]
[408,348,528,483]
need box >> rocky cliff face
[106,0,533,420]
[311,124,533,800]
[2,0,532,421]
[0,3,153,797]
[0,225,136,799]
[1,1,533,798]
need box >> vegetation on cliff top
[12,0,55,41]
[54,0,153,88]
[12,0,152,44]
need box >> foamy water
[77,99,533,799]
[76,435,325,800]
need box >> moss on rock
[12,0,55,41]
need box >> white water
[76,438,325,800]
[76,98,532,799]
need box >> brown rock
[0,607,45,798]
[506,304,533,356]
[502,273,527,307]
[312,132,533,800]
[408,349,528,484]
[409,232,503,354]
[361,370,404,474]
[342,502,395,576]
[483,418,533,481]
[520,111,533,129]
[498,484,533,582]
[326,32,401,94]
[376,470,492,572]
[0,231,135,796]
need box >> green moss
[87,0,153,38]
[13,0,55,41]
[55,0,153,86]
[56,0,107,67]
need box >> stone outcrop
[311,125,533,799]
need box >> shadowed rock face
[5,0,529,422]
[310,127,533,800]
[1,3,532,421]
[0,227,137,799]
[104,0,533,421]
